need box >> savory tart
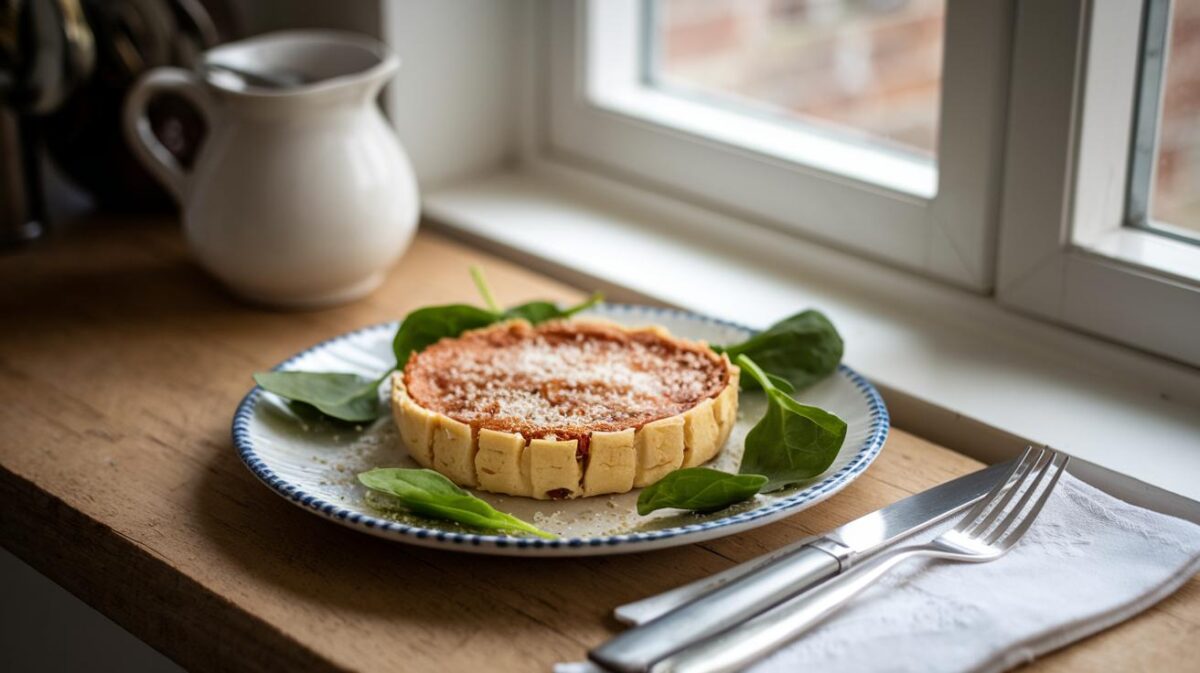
[392,319,739,499]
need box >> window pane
[648,0,945,159]
[1151,0,1200,235]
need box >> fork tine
[986,452,1069,548]
[988,451,1075,547]
[953,446,1037,533]
[979,450,1055,544]
[964,447,1048,537]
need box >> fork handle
[650,547,926,673]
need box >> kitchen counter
[1,216,1197,671]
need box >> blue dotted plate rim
[231,304,889,552]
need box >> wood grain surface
[1,216,1197,672]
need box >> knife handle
[588,545,842,673]
[650,547,921,673]
[613,535,821,626]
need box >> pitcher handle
[122,67,217,203]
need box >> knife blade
[589,459,1014,673]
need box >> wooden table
[2,216,1197,672]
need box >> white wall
[382,1,522,190]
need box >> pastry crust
[392,320,740,499]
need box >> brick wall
[657,0,944,156]
[1156,0,1200,229]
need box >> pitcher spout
[201,30,398,105]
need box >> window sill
[424,163,1200,501]
[1076,226,1200,287]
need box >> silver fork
[646,447,1069,673]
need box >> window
[1129,0,1200,239]
[547,0,1013,289]
[648,0,945,161]
[541,0,1200,367]
[997,0,1200,367]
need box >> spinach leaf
[253,371,386,422]
[736,355,847,492]
[502,292,604,324]
[469,265,503,313]
[389,293,602,373]
[719,310,843,391]
[472,265,604,324]
[391,304,498,368]
[637,468,768,515]
[765,373,795,394]
[358,468,555,539]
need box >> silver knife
[588,459,1014,673]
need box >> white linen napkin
[559,472,1200,673]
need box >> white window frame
[543,0,1013,291]
[996,0,1200,367]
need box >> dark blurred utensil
[41,0,229,212]
[0,0,95,246]
[0,108,43,244]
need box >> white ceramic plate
[233,304,889,556]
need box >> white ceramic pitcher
[124,31,418,307]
